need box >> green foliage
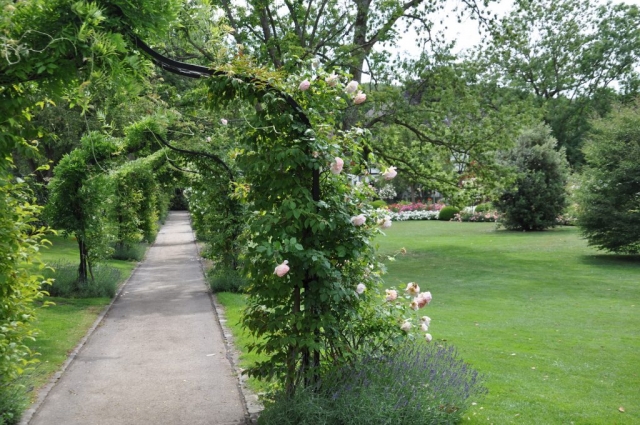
[258,342,486,425]
[112,154,162,245]
[207,266,247,293]
[480,0,640,166]
[495,125,570,231]
[0,169,50,398]
[438,206,460,221]
[370,199,387,209]
[577,103,640,253]
[111,243,147,261]
[45,135,119,281]
[0,381,27,425]
[474,202,493,213]
[187,171,245,270]
[203,62,418,393]
[43,261,120,298]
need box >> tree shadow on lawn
[580,253,640,267]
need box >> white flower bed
[381,209,440,221]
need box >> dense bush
[370,199,387,209]
[44,261,121,298]
[577,103,640,253]
[207,266,247,293]
[495,125,570,231]
[438,206,460,221]
[258,342,486,425]
[474,202,493,213]
[0,382,27,425]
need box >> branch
[149,131,235,182]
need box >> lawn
[21,235,139,398]
[217,221,640,424]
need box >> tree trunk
[77,237,89,284]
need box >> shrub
[495,125,570,231]
[111,243,147,261]
[576,103,640,253]
[258,342,486,425]
[474,202,493,213]
[438,206,460,221]
[207,266,247,293]
[0,382,27,425]
[44,261,121,298]
[370,199,387,209]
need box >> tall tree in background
[478,0,640,166]
[213,0,527,196]
[577,102,640,253]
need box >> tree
[577,102,640,253]
[478,0,640,166]
[213,0,522,194]
[45,133,119,282]
[495,125,570,231]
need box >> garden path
[26,211,248,425]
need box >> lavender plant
[258,342,486,425]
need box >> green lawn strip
[216,292,270,394]
[217,221,640,424]
[21,234,140,401]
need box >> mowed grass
[22,235,139,397]
[217,221,640,424]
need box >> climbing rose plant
[205,57,433,392]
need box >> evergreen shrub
[438,206,460,221]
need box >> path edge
[190,224,263,424]
[19,241,152,425]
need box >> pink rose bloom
[330,157,344,175]
[410,299,419,311]
[351,214,366,226]
[345,80,358,94]
[420,316,431,327]
[326,73,339,87]
[420,323,429,332]
[274,260,290,277]
[425,333,433,342]
[382,166,397,180]
[416,291,432,308]
[220,118,228,125]
[299,79,311,91]
[353,91,366,104]
[385,289,398,301]
[356,283,366,294]
[401,321,411,332]
[405,282,420,295]
[379,216,392,229]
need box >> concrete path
[27,211,248,425]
